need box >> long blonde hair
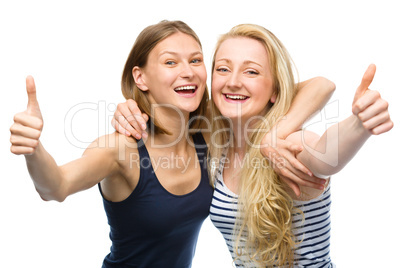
[121,20,209,135]
[210,24,300,267]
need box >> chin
[219,112,238,120]
[180,104,200,114]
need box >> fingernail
[142,132,148,139]
[141,124,147,130]
[135,133,141,139]
[125,131,131,136]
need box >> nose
[227,72,242,89]
[180,63,194,79]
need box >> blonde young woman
[10,20,213,268]
[208,24,392,267]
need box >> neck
[147,109,192,151]
[230,119,247,157]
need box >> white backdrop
[1,1,401,267]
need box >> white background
[1,0,401,267]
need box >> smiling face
[212,37,276,123]
[133,32,207,116]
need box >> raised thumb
[354,64,376,102]
[26,75,40,112]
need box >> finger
[260,145,278,164]
[127,99,148,131]
[113,107,137,137]
[13,113,43,130]
[116,114,142,139]
[272,154,325,186]
[355,92,386,121]
[291,170,327,188]
[111,117,134,137]
[111,112,129,136]
[288,143,303,154]
[10,123,42,139]
[361,110,390,130]
[26,75,40,112]
[279,164,326,189]
[353,64,376,103]
[10,145,35,155]
[282,149,313,176]
[116,103,143,136]
[280,176,301,197]
[10,135,39,148]
[353,90,381,115]
[370,120,394,135]
[142,113,149,122]
[262,139,312,176]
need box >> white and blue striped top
[209,155,334,267]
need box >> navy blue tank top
[99,132,213,268]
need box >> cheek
[200,65,208,83]
[211,80,221,100]
[211,73,225,92]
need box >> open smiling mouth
[174,85,197,94]
[224,94,249,101]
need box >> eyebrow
[215,58,263,68]
[159,51,203,57]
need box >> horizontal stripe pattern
[209,154,333,267]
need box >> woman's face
[137,32,207,115]
[212,37,276,123]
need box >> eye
[216,67,229,73]
[165,60,176,66]
[246,70,259,75]
[191,58,202,64]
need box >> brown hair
[121,20,209,134]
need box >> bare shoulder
[85,132,139,154]
[95,132,141,202]
[82,132,141,176]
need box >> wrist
[273,116,295,140]
[350,115,371,138]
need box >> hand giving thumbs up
[352,64,393,135]
[10,76,44,155]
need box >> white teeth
[225,94,247,100]
[175,85,196,91]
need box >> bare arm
[10,76,120,202]
[287,64,393,178]
[277,77,336,136]
[289,115,370,178]
[24,137,119,202]
[260,77,335,195]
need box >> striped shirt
[210,154,334,267]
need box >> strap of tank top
[192,132,207,153]
[135,138,150,161]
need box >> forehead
[216,37,269,64]
[152,32,202,56]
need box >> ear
[270,93,277,103]
[132,66,149,92]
